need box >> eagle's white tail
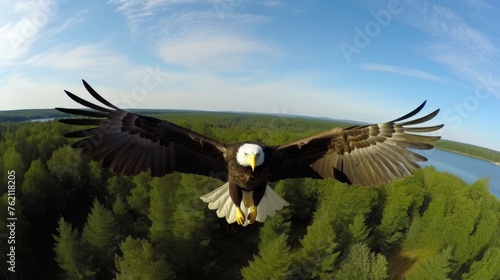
[200,182,289,226]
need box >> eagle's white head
[236,143,264,171]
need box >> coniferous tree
[295,203,340,279]
[171,174,213,241]
[371,252,390,280]
[241,209,292,280]
[106,175,135,208]
[376,179,421,250]
[334,242,388,280]
[81,200,121,276]
[2,147,25,186]
[115,236,175,280]
[348,214,371,244]
[112,194,132,233]
[148,174,180,243]
[163,174,218,276]
[89,160,109,189]
[112,194,128,217]
[257,208,291,247]
[21,159,59,218]
[128,172,153,216]
[53,217,95,279]
[47,145,83,185]
[241,234,293,280]
[461,180,500,266]
[403,192,446,251]
[317,181,378,248]
[461,247,500,280]
[443,195,480,267]
[404,179,497,270]
[273,178,318,220]
[406,246,453,280]
[47,145,92,207]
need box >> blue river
[418,149,500,199]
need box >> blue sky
[1,0,499,151]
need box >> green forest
[1,112,499,280]
[434,139,500,163]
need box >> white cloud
[464,0,494,9]
[152,10,279,71]
[157,33,278,70]
[400,2,500,97]
[26,44,130,73]
[108,0,280,71]
[42,7,90,39]
[109,0,204,36]
[263,0,283,7]
[0,0,70,60]
[359,63,448,83]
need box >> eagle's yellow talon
[248,206,257,224]
[236,208,245,225]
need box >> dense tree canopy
[115,236,175,280]
[0,113,499,279]
[53,217,95,280]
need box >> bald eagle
[56,80,443,226]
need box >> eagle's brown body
[226,143,270,208]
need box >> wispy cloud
[0,0,72,60]
[0,1,43,60]
[109,0,282,72]
[401,2,500,96]
[424,6,496,59]
[157,34,279,70]
[109,0,204,36]
[26,44,130,72]
[359,63,448,83]
[464,0,494,9]
[153,10,279,71]
[263,0,283,7]
[42,7,90,39]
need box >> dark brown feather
[269,101,443,186]
[56,80,228,180]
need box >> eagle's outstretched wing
[56,80,228,180]
[269,101,443,186]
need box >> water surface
[418,149,500,198]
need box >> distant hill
[434,139,500,164]
[0,109,65,122]
[2,109,498,161]
[0,108,357,125]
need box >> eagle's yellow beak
[248,154,256,171]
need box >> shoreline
[435,147,500,166]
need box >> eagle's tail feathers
[200,182,289,226]
[200,182,230,210]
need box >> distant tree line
[0,113,499,279]
[435,139,500,163]
[0,109,66,123]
